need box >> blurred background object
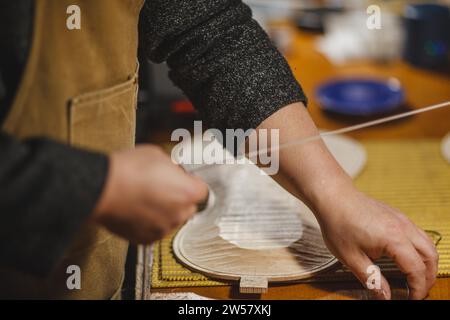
[316,77,405,116]
[403,3,450,70]
[136,0,450,143]
[317,10,404,64]
[243,0,450,121]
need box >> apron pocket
[63,71,139,299]
[68,71,138,154]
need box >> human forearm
[256,103,438,300]
[256,102,353,217]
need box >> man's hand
[257,102,439,299]
[315,184,438,300]
[92,145,209,244]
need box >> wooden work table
[151,29,450,300]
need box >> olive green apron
[0,0,144,299]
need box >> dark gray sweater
[0,0,306,276]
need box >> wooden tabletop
[151,28,450,300]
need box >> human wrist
[296,168,356,221]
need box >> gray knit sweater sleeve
[141,0,307,132]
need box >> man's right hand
[92,145,209,244]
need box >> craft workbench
[149,29,450,300]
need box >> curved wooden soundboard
[173,134,366,293]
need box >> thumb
[188,174,210,204]
[344,253,391,300]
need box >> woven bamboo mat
[151,139,450,288]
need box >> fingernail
[372,289,388,300]
[377,290,386,300]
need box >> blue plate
[316,78,405,116]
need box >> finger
[395,212,436,255]
[144,170,195,205]
[416,228,438,258]
[187,174,210,203]
[166,170,209,203]
[163,203,198,230]
[174,164,210,202]
[394,214,438,291]
[410,228,438,290]
[344,252,391,300]
[181,204,197,221]
[385,239,428,299]
[145,173,207,215]
[128,207,172,244]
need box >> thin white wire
[247,101,450,159]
